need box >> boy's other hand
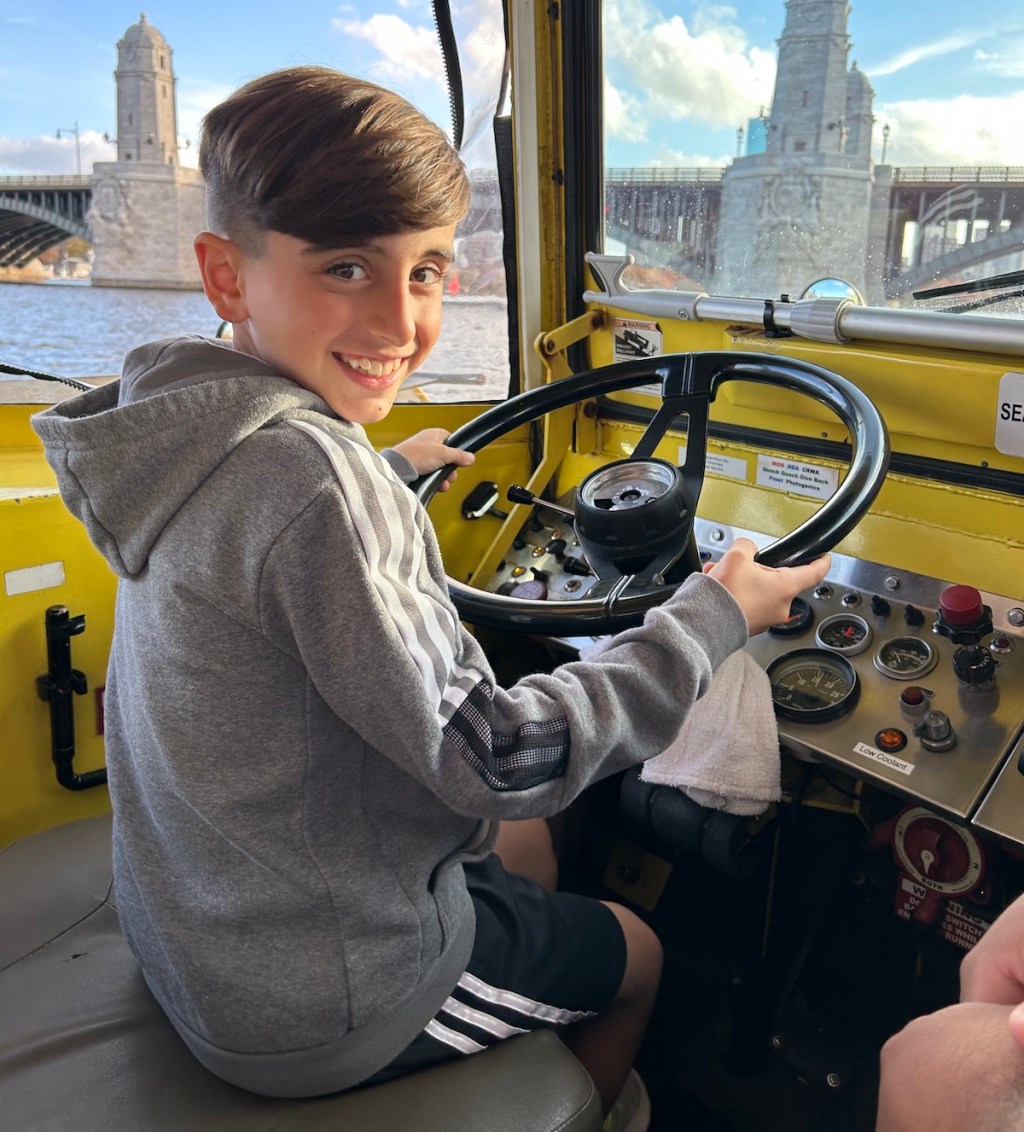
[705,537,831,637]
[393,428,475,491]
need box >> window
[601,0,1024,316]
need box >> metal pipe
[582,285,1024,358]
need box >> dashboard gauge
[769,596,814,637]
[892,807,985,895]
[873,636,938,681]
[815,612,872,655]
[766,648,860,723]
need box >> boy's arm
[262,476,825,819]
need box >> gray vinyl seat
[0,815,603,1132]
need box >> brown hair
[198,66,471,252]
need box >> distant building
[89,15,205,289]
[745,116,768,156]
[714,0,880,301]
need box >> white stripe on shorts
[425,1018,486,1054]
[457,970,596,1025]
[440,995,529,1039]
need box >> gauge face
[892,807,985,895]
[815,613,872,655]
[873,636,938,680]
[769,596,814,637]
[766,648,860,723]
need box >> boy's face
[228,227,457,424]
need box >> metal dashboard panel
[703,520,1024,841]
[493,512,1024,847]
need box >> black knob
[903,605,925,627]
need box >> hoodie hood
[31,336,345,577]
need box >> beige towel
[581,641,781,816]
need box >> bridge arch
[0,178,92,268]
[888,224,1024,297]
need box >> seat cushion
[0,816,602,1132]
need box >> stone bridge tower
[713,0,878,301]
[90,14,205,289]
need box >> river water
[0,281,511,402]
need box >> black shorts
[365,853,627,1084]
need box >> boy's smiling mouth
[335,354,404,387]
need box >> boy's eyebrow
[303,241,456,262]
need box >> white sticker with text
[756,455,839,500]
[677,447,748,481]
[995,372,1024,456]
[854,740,914,776]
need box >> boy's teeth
[342,356,397,377]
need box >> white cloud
[330,1,505,165]
[332,14,443,82]
[604,79,648,147]
[879,92,1024,165]
[0,132,115,176]
[869,32,984,77]
[175,81,234,168]
[972,42,1024,79]
[604,0,776,137]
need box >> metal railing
[0,175,93,190]
[888,167,1024,183]
[607,167,725,184]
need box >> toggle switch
[913,710,956,752]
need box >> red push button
[939,585,984,626]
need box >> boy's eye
[412,265,446,286]
[327,262,367,280]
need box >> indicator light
[875,728,908,752]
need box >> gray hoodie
[32,335,747,1097]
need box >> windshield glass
[601,0,1024,316]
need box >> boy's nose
[367,283,417,345]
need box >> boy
[32,66,829,1121]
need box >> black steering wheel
[414,351,890,635]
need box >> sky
[2,0,1024,177]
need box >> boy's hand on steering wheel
[706,537,831,637]
[394,428,475,491]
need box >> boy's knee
[602,901,663,1000]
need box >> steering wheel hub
[576,458,692,579]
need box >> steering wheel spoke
[415,351,889,633]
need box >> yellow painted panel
[2,491,115,845]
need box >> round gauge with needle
[815,612,872,655]
[873,636,938,680]
[769,596,814,637]
[766,648,860,723]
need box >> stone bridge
[605,165,1024,300]
[5,166,1024,298]
[0,176,91,267]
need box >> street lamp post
[57,121,82,175]
[881,123,891,165]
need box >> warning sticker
[756,455,839,500]
[613,318,662,365]
[940,900,991,951]
[677,446,748,482]
[995,372,1024,456]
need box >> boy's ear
[194,232,249,323]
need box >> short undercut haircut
[198,66,471,253]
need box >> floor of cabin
[485,634,973,1132]
[559,777,964,1132]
